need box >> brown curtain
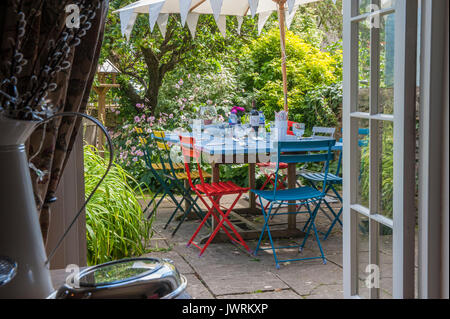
[0,0,109,244]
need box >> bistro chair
[251,138,336,269]
[312,126,336,138]
[152,131,211,236]
[254,122,306,210]
[179,135,251,256]
[300,128,370,240]
[134,127,179,219]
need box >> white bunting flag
[157,13,169,37]
[186,13,200,38]
[287,0,296,15]
[286,5,298,29]
[248,0,259,18]
[216,15,227,37]
[210,0,223,23]
[258,11,271,35]
[237,16,244,35]
[149,1,165,32]
[120,9,138,41]
[180,0,192,26]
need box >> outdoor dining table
[156,129,343,244]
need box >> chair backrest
[152,130,184,179]
[178,135,205,188]
[312,126,336,138]
[273,139,336,198]
[134,128,168,187]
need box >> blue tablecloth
[154,132,342,156]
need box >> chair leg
[323,206,342,240]
[254,198,272,255]
[199,193,250,256]
[299,199,321,252]
[163,195,185,230]
[142,184,163,217]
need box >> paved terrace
[143,195,346,299]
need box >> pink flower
[132,157,138,162]
[207,100,213,105]
[231,106,245,113]
[115,110,120,115]
[136,103,144,109]
[169,113,173,119]
[131,146,136,152]
[150,116,155,122]
[175,84,180,89]
[134,116,141,123]
[196,74,201,79]
[178,79,184,86]
[188,74,191,79]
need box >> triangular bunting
[286,5,298,29]
[186,12,200,38]
[258,11,271,35]
[180,0,192,26]
[236,16,244,35]
[149,1,165,32]
[210,0,223,23]
[216,15,226,37]
[287,0,296,15]
[120,9,138,41]
[157,13,169,37]
[248,0,259,18]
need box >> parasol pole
[275,0,289,113]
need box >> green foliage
[239,28,342,128]
[84,145,152,265]
[359,124,394,219]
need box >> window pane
[381,0,396,9]
[358,0,372,15]
[358,21,371,113]
[356,213,370,298]
[379,13,395,114]
[378,223,393,299]
[378,121,394,219]
[356,119,370,208]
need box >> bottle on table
[250,100,260,134]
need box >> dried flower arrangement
[0,0,101,121]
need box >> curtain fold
[0,0,109,244]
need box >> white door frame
[343,0,417,299]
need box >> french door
[342,0,417,298]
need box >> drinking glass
[293,123,306,139]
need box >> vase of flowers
[0,1,102,298]
[230,106,245,124]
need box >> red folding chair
[179,136,251,256]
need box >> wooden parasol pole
[275,0,289,113]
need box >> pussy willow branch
[0,0,102,121]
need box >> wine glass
[292,123,306,139]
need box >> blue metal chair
[300,128,369,240]
[251,139,336,269]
